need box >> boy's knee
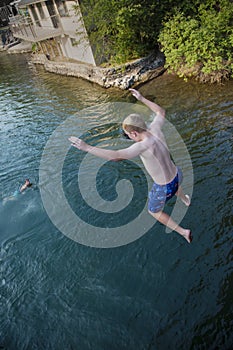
[148,209,162,219]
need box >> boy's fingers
[69,136,78,143]
[129,88,140,98]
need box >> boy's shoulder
[149,113,165,131]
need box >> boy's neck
[137,130,149,142]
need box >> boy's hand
[69,136,89,151]
[129,88,143,101]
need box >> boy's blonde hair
[122,114,147,133]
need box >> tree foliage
[77,0,233,82]
[79,0,161,64]
[158,0,233,82]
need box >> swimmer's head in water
[25,179,32,187]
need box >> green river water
[0,53,232,349]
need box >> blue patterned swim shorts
[148,167,183,213]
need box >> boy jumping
[69,89,192,243]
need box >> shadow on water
[0,54,232,349]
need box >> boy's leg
[149,210,192,243]
[176,186,191,206]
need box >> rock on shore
[31,51,165,89]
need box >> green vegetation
[31,43,38,53]
[77,0,233,82]
[159,0,233,82]
[77,0,160,64]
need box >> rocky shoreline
[31,50,166,89]
[3,42,166,89]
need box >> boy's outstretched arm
[129,88,165,118]
[69,136,145,161]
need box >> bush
[158,0,233,82]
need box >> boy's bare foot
[182,194,191,207]
[182,229,192,243]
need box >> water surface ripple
[0,54,232,349]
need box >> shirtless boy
[69,89,192,243]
